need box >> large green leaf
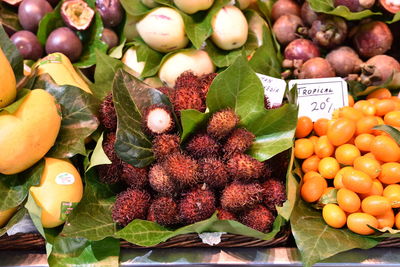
[135,39,164,78]
[257,0,276,20]
[36,1,64,45]
[0,24,23,83]
[0,208,28,237]
[112,69,173,168]
[180,109,211,142]
[0,3,22,34]
[120,0,150,16]
[373,125,400,144]
[0,88,30,113]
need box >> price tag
[289,77,348,121]
[256,73,286,107]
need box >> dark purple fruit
[297,57,336,79]
[380,0,400,13]
[271,0,301,21]
[96,0,123,28]
[101,28,119,49]
[301,2,318,26]
[18,0,53,33]
[309,15,348,48]
[10,30,43,60]
[360,55,400,85]
[284,39,320,61]
[326,46,363,77]
[334,0,375,12]
[352,21,393,58]
[45,27,82,62]
[61,0,95,31]
[272,14,304,46]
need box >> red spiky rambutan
[262,179,287,212]
[221,182,264,212]
[227,154,264,181]
[97,132,122,184]
[174,71,199,90]
[199,158,229,189]
[223,128,255,159]
[207,109,240,140]
[147,196,179,226]
[240,205,275,233]
[152,134,181,160]
[185,134,220,158]
[99,92,117,132]
[217,208,237,221]
[163,153,199,188]
[148,164,176,195]
[179,186,216,224]
[172,86,205,114]
[142,104,175,136]
[120,162,148,189]
[111,188,151,226]
[264,96,271,109]
[197,73,217,99]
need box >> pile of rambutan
[97,72,288,233]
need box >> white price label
[289,77,349,121]
[256,73,286,107]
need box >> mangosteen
[271,0,301,21]
[10,30,43,60]
[359,55,400,85]
[272,14,305,46]
[96,0,124,28]
[101,28,119,49]
[334,0,375,12]
[297,57,336,79]
[301,2,318,26]
[61,0,95,31]
[18,0,53,33]
[284,39,320,61]
[45,27,83,62]
[326,46,363,77]
[309,15,348,48]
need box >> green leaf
[112,69,173,168]
[387,12,400,23]
[291,199,378,267]
[373,125,400,144]
[61,170,118,241]
[0,89,30,113]
[257,0,276,20]
[36,1,64,45]
[120,0,150,16]
[205,39,243,68]
[86,133,112,172]
[306,0,381,20]
[0,160,44,211]
[0,208,27,237]
[180,109,211,142]
[0,3,22,33]
[0,24,23,83]
[109,37,127,59]
[136,39,164,78]
[25,192,46,238]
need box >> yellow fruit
[361,195,391,216]
[0,89,61,174]
[376,209,395,229]
[30,158,83,228]
[347,212,378,235]
[36,53,92,94]
[323,203,346,228]
[0,207,18,228]
[0,47,16,108]
[337,188,361,213]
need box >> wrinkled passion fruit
[61,0,95,31]
[309,15,348,48]
[96,0,124,28]
[297,57,336,79]
[334,0,375,12]
[11,30,43,60]
[360,55,400,85]
[18,0,53,33]
[326,46,363,77]
[379,0,400,13]
[272,14,305,46]
[45,27,83,62]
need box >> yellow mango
[30,158,83,228]
[0,207,17,228]
[36,53,92,94]
[0,89,61,174]
[0,47,16,108]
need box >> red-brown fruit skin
[217,208,237,221]
[157,86,174,100]
[142,104,175,136]
[172,87,205,114]
[207,109,240,140]
[221,182,264,212]
[175,71,198,90]
[227,154,265,181]
[111,188,151,226]
[99,92,117,132]
[148,164,176,195]
[152,134,181,160]
[199,158,230,189]
[179,187,216,224]
[163,153,199,188]
[185,134,220,158]
[240,205,275,233]
[262,179,287,212]
[197,73,217,99]
[120,162,148,189]
[223,128,255,159]
[147,196,179,226]
[97,132,122,184]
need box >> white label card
[256,73,286,107]
[289,77,349,122]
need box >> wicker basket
[0,228,290,250]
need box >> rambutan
[111,188,151,226]
[264,96,271,109]
[199,158,229,189]
[223,128,255,159]
[97,132,122,184]
[142,104,175,136]
[240,205,275,233]
[148,164,176,195]
[221,182,264,212]
[172,86,205,114]
[217,208,237,221]
[207,109,240,140]
[262,179,287,212]
[163,153,199,188]
[179,186,216,224]
[152,134,181,160]
[185,134,220,158]
[197,73,217,99]
[120,162,148,189]
[147,196,179,226]
[99,92,117,132]
[227,154,264,181]
[174,71,199,90]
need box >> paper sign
[256,73,286,107]
[289,77,348,121]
